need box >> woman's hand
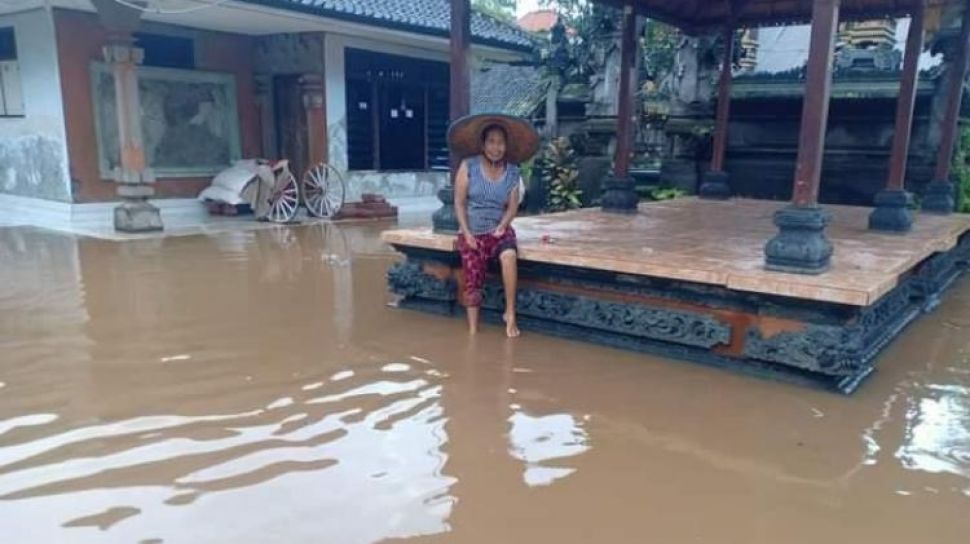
[492,225,507,239]
[463,231,479,250]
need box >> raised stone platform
[382,198,970,393]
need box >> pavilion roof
[595,0,961,34]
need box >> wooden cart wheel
[266,168,300,223]
[302,162,346,218]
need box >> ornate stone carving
[745,279,920,375]
[481,283,732,349]
[744,326,859,374]
[835,45,902,74]
[387,261,456,302]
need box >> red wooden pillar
[300,73,328,165]
[764,0,840,274]
[869,2,926,231]
[700,25,736,199]
[923,4,970,214]
[601,0,640,213]
[433,0,471,232]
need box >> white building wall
[0,8,71,202]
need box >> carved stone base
[698,171,731,199]
[114,200,163,232]
[600,175,639,214]
[922,180,955,214]
[432,185,459,233]
[387,232,970,394]
[868,189,914,232]
[764,205,833,274]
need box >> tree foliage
[540,1,680,87]
[472,0,517,22]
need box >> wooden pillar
[700,25,736,199]
[613,3,636,179]
[869,1,926,232]
[433,0,471,233]
[601,0,640,214]
[254,74,275,158]
[300,73,328,166]
[764,0,840,274]
[923,4,970,213]
[92,0,162,232]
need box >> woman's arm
[453,161,477,247]
[494,181,520,236]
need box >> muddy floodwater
[1,221,969,544]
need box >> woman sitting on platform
[450,114,539,337]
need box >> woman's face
[483,128,507,163]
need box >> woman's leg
[459,237,486,335]
[499,248,520,338]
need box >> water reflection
[0,360,455,543]
[896,383,970,480]
[507,411,590,487]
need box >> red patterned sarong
[457,228,517,307]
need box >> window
[0,27,24,117]
[345,48,449,171]
[135,33,195,69]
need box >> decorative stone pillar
[764,0,841,274]
[924,5,970,214]
[868,1,925,232]
[699,26,736,200]
[433,0,471,233]
[600,1,640,214]
[300,73,328,166]
[93,0,162,233]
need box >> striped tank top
[466,156,520,235]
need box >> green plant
[520,158,534,189]
[537,137,583,212]
[643,186,687,201]
[954,124,970,213]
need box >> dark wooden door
[379,83,426,170]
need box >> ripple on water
[0,361,457,543]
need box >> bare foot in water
[504,313,520,338]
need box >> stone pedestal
[600,175,638,214]
[115,200,163,232]
[699,171,731,199]
[922,180,956,214]
[432,185,459,233]
[764,205,833,274]
[868,189,913,232]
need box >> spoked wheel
[266,168,300,224]
[302,162,346,218]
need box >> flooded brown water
[1,221,969,544]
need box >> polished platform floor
[383,198,970,306]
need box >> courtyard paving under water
[0,218,968,543]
